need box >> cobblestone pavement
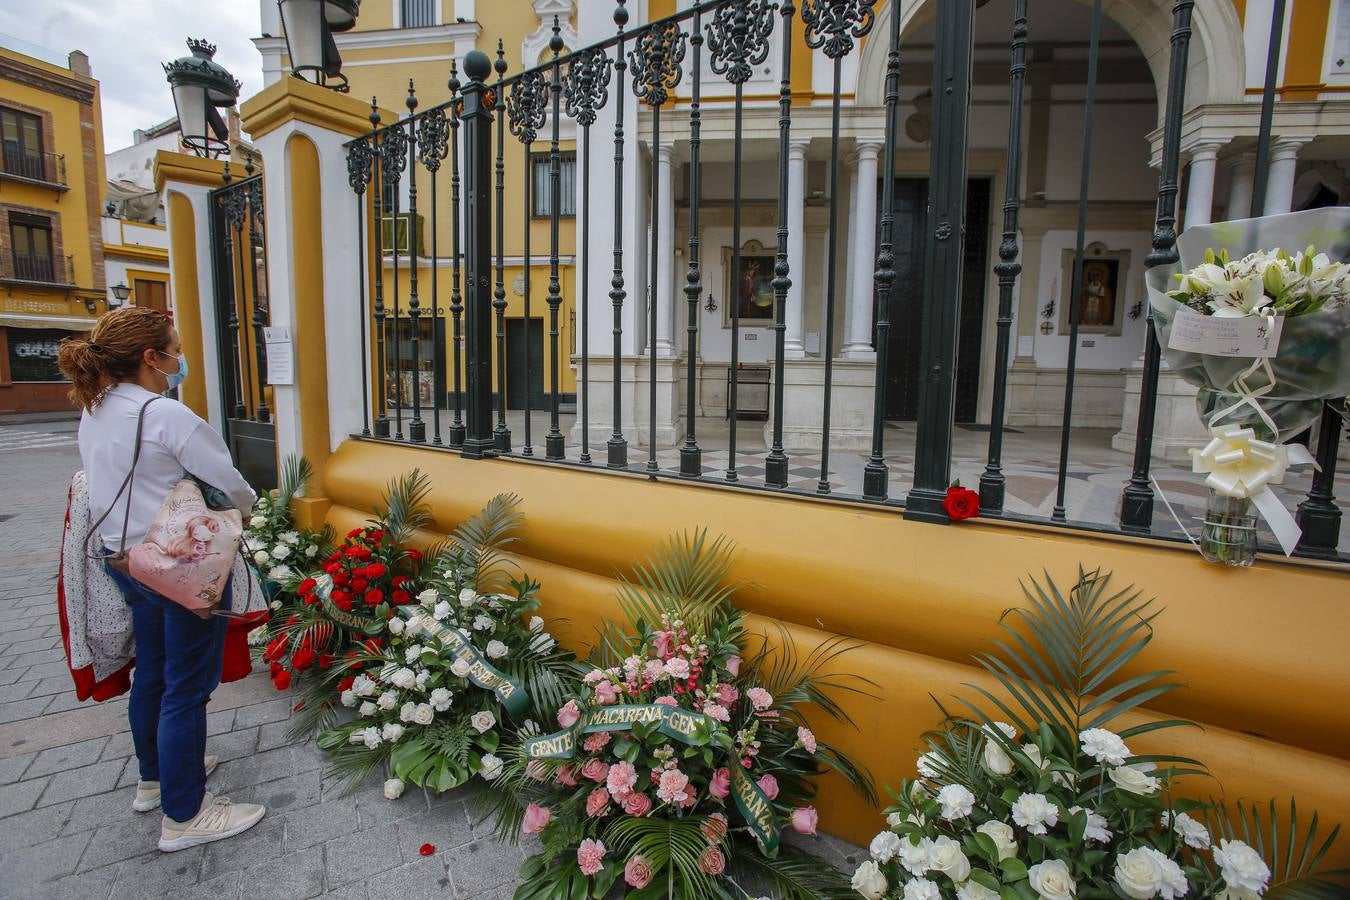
[0,415,865,900]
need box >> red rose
[343,546,364,559]
[392,590,411,606]
[368,529,386,544]
[364,589,385,607]
[338,675,356,692]
[285,615,299,626]
[318,653,334,670]
[332,572,350,587]
[361,638,383,652]
[943,485,980,522]
[332,593,353,612]
[364,562,388,579]
[331,588,351,603]
[272,669,292,690]
[406,549,422,562]
[303,594,318,606]
[291,647,317,671]
[297,577,317,596]
[347,528,363,539]
[264,637,287,662]
[269,661,283,677]
[392,575,409,588]
[350,578,369,593]
[356,547,374,561]
[418,843,435,856]
[323,561,342,575]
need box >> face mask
[154,351,189,391]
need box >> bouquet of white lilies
[1147,208,1350,564]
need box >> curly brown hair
[56,307,174,411]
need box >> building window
[133,278,169,313]
[9,213,55,282]
[400,0,435,27]
[531,152,577,218]
[0,107,45,181]
[6,328,71,382]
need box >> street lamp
[109,282,131,308]
[277,0,360,92]
[163,39,241,158]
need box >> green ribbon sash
[398,608,529,718]
[314,576,374,630]
[522,702,780,854]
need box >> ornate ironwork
[492,41,511,453]
[801,0,877,59]
[381,123,409,176]
[546,17,567,461]
[417,108,449,173]
[507,70,548,143]
[705,0,775,85]
[680,1,707,478]
[346,137,373,195]
[563,47,613,127]
[221,184,248,233]
[629,19,686,107]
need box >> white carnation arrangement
[853,569,1346,900]
[241,456,330,593]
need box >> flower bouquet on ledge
[852,568,1347,900]
[1146,208,1350,565]
[253,470,433,737]
[242,455,332,594]
[486,531,877,900]
[316,493,575,797]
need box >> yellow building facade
[0,42,107,413]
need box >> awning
[0,313,97,331]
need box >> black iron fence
[0,146,65,187]
[209,157,277,491]
[343,0,1346,562]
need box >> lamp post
[109,282,131,309]
[277,0,360,92]
[163,39,241,158]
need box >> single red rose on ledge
[943,484,980,521]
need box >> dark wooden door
[884,177,991,423]
[504,318,545,410]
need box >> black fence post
[460,51,496,458]
[905,0,975,523]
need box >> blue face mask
[154,351,189,390]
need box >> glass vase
[1199,489,1258,567]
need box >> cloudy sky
[0,1,264,153]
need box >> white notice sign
[1166,309,1283,358]
[264,326,295,385]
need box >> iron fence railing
[0,146,66,187]
[342,0,1346,563]
[209,159,271,426]
[6,251,73,285]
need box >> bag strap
[86,396,158,560]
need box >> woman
[57,307,265,852]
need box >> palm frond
[603,815,720,898]
[278,454,314,513]
[1203,798,1350,899]
[450,493,524,593]
[615,529,738,636]
[728,835,861,900]
[380,469,433,546]
[321,739,390,796]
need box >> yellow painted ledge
[241,76,397,141]
[153,151,227,193]
[321,439,1350,860]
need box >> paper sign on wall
[263,326,295,385]
[1166,309,1283,358]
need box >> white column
[1226,152,1256,220]
[784,139,808,357]
[654,141,676,357]
[1266,137,1307,216]
[1183,142,1222,228]
[841,138,882,359]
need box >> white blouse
[78,383,257,549]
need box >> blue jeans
[105,563,231,822]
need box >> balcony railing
[342,0,1346,563]
[6,252,72,285]
[0,146,67,189]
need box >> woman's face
[145,327,183,393]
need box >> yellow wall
[0,47,107,324]
[321,440,1350,862]
[165,191,208,419]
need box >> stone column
[1265,137,1307,216]
[784,138,808,357]
[1183,142,1222,228]
[654,141,677,357]
[841,138,882,359]
[1226,152,1256,220]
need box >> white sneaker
[132,755,220,812]
[158,791,265,852]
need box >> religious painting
[722,240,777,327]
[1059,243,1130,336]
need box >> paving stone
[0,680,34,703]
[6,637,61,657]
[321,882,369,900]
[37,760,123,806]
[0,829,91,890]
[206,709,236,736]
[62,788,139,835]
[0,666,23,685]
[0,695,52,723]
[0,772,49,815]
[324,825,404,887]
[42,691,88,714]
[283,796,359,852]
[232,697,293,729]
[115,755,139,788]
[355,784,430,830]
[76,812,163,872]
[200,813,286,880]
[367,854,453,899]
[18,661,71,682]
[0,750,35,784]
[107,844,205,899]
[206,725,259,763]
[24,861,120,900]
[178,870,243,900]
[0,625,54,644]
[240,844,325,900]
[394,802,476,863]
[446,840,523,899]
[98,730,134,761]
[26,675,77,698]
[212,745,316,794]
[26,736,108,778]
[248,770,321,816]
[0,799,73,855]
[256,718,305,753]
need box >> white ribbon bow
[1190,423,1317,555]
